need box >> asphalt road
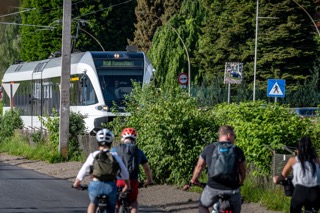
[0,162,166,213]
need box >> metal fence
[271,146,295,177]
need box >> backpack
[209,142,239,185]
[92,151,120,182]
[116,143,139,178]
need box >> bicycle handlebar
[72,184,88,190]
[183,181,206,191]
[275,176,293,185]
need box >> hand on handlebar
[183,179,206,191]
[72,184,88,190]
[273,175,286,184]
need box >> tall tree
[20,0,136,61]
[195,0,320,91]
[147,0,204,88]
[132,0,183,53]
[0,1,21,78]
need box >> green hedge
[107,84,319,185]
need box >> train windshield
[96,58,144,106]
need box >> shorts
[199,185,241,213]
[88,181,117,212]
[116,179,139,204]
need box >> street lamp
[253,0,278,101]
[73,19,105,52]
[139,12,191,96]
[253,0,319,101]
[292,0,320,37]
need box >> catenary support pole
[59,0,72,158]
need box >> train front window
[97,69,143,106]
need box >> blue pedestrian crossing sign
[267,79,285,98]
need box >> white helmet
[96,128,114,146]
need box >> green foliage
[0,101,3,115]
[39,110,60,148]
[0,133,64,163]
[193,0,320,90]
[148,0,204,88]
[108,83,320,185]
[107,84,218,185]
[242,173,290,212]
[212,101,312,175]
[31,130,44,144]
[0,109,23,140]
[0,5,21,79]
[132,0,183,53]
[20,0,137,61]
[39,110,87,160]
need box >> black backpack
[209,142,238,185]
[116,143,139,178]
[92,151,120,182]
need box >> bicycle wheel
[118,205,130,213]
[96,207,106,213]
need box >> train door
[31,72,43,128]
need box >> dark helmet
[96,128,114,146]
[121,128,137,141]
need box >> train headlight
[96,105,109,111]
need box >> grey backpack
[209,142,238,185]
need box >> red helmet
[121,128,137,141]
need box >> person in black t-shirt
[189,125,246,213]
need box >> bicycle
[183,182,235,213]
[277,176,318,213]
[72,184,109,213]
[116,181,151,213]
[117,186,132,213]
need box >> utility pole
[59,0,72,158]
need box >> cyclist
[73,128,131,213]
[111,127,153,213]
[189,125,246,213]
[273,136,320,213]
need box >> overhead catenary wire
[0,21,56,29]
[0,8,35,18]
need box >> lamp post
[253,0,278,101]
[140,12,191,96]
[73,19,105,52]
[292,0,320,37]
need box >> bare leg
[199,206,209,213]
[131,201,138,213]
[87,203,97,213]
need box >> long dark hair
[297,136,318,176]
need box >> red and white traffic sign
[178,73,188,85]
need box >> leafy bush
[107,84,319,185]
[108,84,218,185]
[0,109,23,140]
[0,133,64,163]
[40,110,87,160]
[212,101,312,175]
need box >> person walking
[112,127,153,213]
[188,125,246,213]
[73,128,131,213]
[273,136,320,213]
